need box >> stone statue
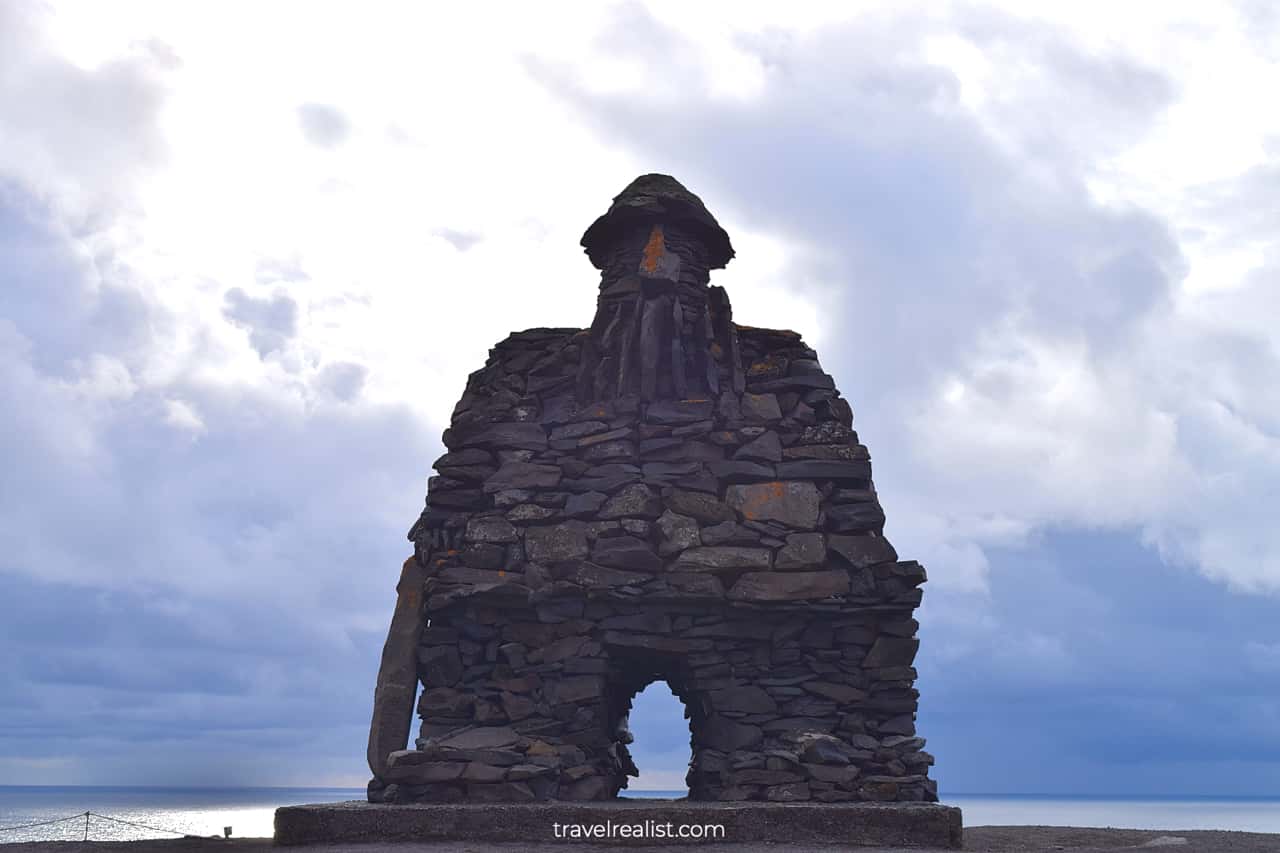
[366,174,936,805]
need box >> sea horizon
[5,783,1280,801]
[2,784,1279,842]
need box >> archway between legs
[604,650,708,799]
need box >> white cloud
[0,1,170,220]
[163,397,205,434]
[296,102,352,149]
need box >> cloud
[222,287,299,358]
[0,1,171,219]
[0,174,435,786]
[297,102,352,149]
[526,3,1280,600]
[918,528,1280,794]
[255,254,310,285]
[515,2,1280,792]
[435,227,483,252]
[315,361,368,402]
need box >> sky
[1,0,1278,795]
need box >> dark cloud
[0,182,167,383]
[316,361,368,402]
[297,103,352,149]
[223,287,299,357]
[0,183,439,786]
[920,529,1280,794]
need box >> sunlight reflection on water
[0,787,360,842]
[3,788,1279,841]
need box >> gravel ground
[3,826,1280,853]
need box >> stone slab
[274,800,962,848]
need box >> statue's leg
[367,556,427,783]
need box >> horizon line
[2,784,1279,801]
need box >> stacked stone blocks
[366,175,937,806]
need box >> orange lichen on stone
[641,225,666,273]
[739,481,786,520]
[748,355,786,377]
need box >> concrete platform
[273,799,963,848]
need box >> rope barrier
[0,811,89,832]
[0,809,198,839]
[86,811,191,836]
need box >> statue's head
[580,174,735,280]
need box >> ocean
[0,786,1278,842]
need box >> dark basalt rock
[725,481,822,528]
[454,423,549,451]
[708,460,777,482]
[591,535,662,573]
[563,490,607,518]
[775,459,873,482]
[598,483,662,519]
[747,374,836,393]
[700,520,759,546]
[711,685,778,714]
[734,430,783,462]
[675,546,772,572]
[661,572,725,597]
[705,715,764,751]
[776,533,826,569]
[581,174,734,271]
[465,516,519,544]
[741,392,783,422]
[863,637,921,669]
[371,175,937,809]
[656,510,701,555]
[664,488,738,524]
[646,398,716,424]
[826,502,888,533]
[524,522,589,562]
[828,534,897,568]
[728,570,851,602]
[782,443,868,461]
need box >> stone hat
[580,173,735,271]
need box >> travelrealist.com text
[551,820,727,840]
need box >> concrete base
[274,799,962,848]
